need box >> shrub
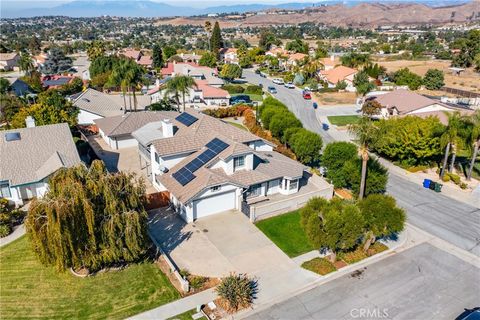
[406,165,429,173]
[189,276,207,291]
[221,84,244,94]
[335,80,348,90]
[0,224,11,238]
[216,273,256,313]
[442,174,451,182]
[322,142,358,188]
[344,158,388,197]
[203,105,250,118]
[0,213,10,225]
[244,85,263,95]
[460,182,468,189]
[288,128,323,166]
[269,112,302,140]
[338,248,368,264]
[301,257,336,275]
[448,173,461,185]
[367,242,388,256]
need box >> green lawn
[0,236,180,320]
[231,93,264,102]
[327,115,361,126]
[226,121,248,131]
[255,210,314,257]
[167,308,207,320]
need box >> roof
[288,53,307,61]
[372,89,447,114]
[94,111,178,137]
[73,88,149,118]
[131,121,165,146]
[195,80,229,98]
[122,49,141,60]
[400,109,475,125]
[138,55,153,66]
[42,76,72,87]
[320,66,357,84]
[319,56,339,67]
[10,79,34,97]
[0,53,18,61]
[0,123,81,186]
[151,110,272,157]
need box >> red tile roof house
[286,53,308,68]
[124,109,333,222]
[41,74,75,89]
[219,48,239,64]
[160,62,223,87]
[319,65,359,92]
[366,89,474,123]
[120,48,153,69]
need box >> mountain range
[1,0,471,18]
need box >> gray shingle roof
[0,123,81,186]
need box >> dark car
[259,83,263,89]
[322,123,329,130]
[259,72,267,78]
[255,69,261,74]
[230,94,252,105]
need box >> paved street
[245,243,480,320]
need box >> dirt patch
[315,92,357,105]
[333,260,348,269]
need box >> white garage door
[193,191,236,219]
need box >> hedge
[221,84,244,94]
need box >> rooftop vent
[5,132,21,142]
[82,98,90,103]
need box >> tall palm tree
[440,112,463,179]
[18,53,34,76]
[464,110,480,181]
[164,75,197,112]
[107,59,146,112]
[348,116,379,199]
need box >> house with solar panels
[146,110,333,222]
[0,119,81,206]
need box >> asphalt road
[246,243,480,320]
[243,69,480,256]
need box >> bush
[448,173,461,185]
[203,105,251,118]
[317,87,338,93]
[0,224,11,238]
[288,128,323,166]
[442,174,451,182]
[216,273,256,313]
[221,84,244,94]
[406,165,429,173]
[367,242,388,256]
[338,248,368,264]
[269,112,302,140]
[335,80,348,90]
[301,257,336,275]
[322,142,358,188]
[189,276,207,291]
[344,158,388,197]
[460,182,468,189]
[244,85,263,95]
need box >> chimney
[330,54,334,62]
[162,119,174,138]
[155,78,160,87]
[25,116,35,128]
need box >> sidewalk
[129,288,216,320]
[0,224,25,248]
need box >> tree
[353,70,375,96]
[439,112,463,178]
[25,161,149,272]
[361,99,382,117]
[392,68,423,90]
[20,71,43,92]
[451,30,480,69]
[463,111,480,181]
[363,63,386,79]
[358,194,406,252]
[301,197,365,262]
[340,53,371,68]
[0,93,24,127]
[86,41,106,61]
[258,30,281,51]
[58,77,84,95]
[152,44,163,69]
[220,63,242,81]
[163,75,197,112]
[335,80,347,91]
[0,78,10,94]
[18,53,35,76]
[41,47,73,75]
[269,111,302,140]
[423,69,445,90]
[216,273,255,313]
[107,59,146,112]
[288,129,323,165]
[348,116,379,199]
[210,21,223,57]
[147,98,176,111]
[343,158,388,197]
[28,37,41,55]
[163,46,177,60]
[285,39,309,54]
[322,142,358,187]
[199,51,217,68]
[89,55,122,79]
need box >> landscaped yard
[327,115,361,126]
[231,93,263,102]
[0,236,180,319]
[167,308,207,320]
[226,121,248,131]
[255,210,314,257]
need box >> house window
[210,185,221,192]
[289,180,298,190]
[233,156,245,170]
[248,184,262,198]
[0,181,11,198]
[154,152,160,164]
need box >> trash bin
[434,183,443,193]
[429,181,436,190]
[423,179,431,188]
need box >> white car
[285,82,295,89]
[272,78,284,85]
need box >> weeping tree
[25,161,150,272]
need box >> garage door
[193,191,236,219]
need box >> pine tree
[210,21,223,57]
[152,44,163,70]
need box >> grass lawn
[327,115,361,126]
[0,236,180,320]
[255,210,314,257]
[226,121,248,131]
[231,93,263,102]
[167,308,207,320]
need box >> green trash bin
[434,183,443,193]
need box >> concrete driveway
[246,243,480,320]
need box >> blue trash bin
[423,179,431,188]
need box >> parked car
[230,94,252,105]
[322,123,329,130]
[255,69,261,74]
[258,83,263,89]
[259,72,267,78]
[268,86,277,94]
[302,91,312,99]
[313,102,318,109]
[285,82,295,89]
[272,78,284,85]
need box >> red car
[302,91,312,99]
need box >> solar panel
[5,132,21,142]
[172,168,195,186]
[184,158,203,173]
[206,138,229,153]
[198,149,216,164]
[175,113,198,127]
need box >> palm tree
[464,110,480,181]
[164,75,197,112]
[303,59,323,79]
[107,59,146,112]
[439,112,463,179]
[18,53,34,76]
[86,41,106,61]
[348,116,379,199]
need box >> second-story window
[210,185,221,192]
[233,156,245,171]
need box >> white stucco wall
[409,104,451,114]
[78,109,103,125]
[248,140,274,151]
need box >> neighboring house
[120,48,153,69]
[219,48,239,64]
[41,75,74,89]
[141,110,333,222]
[266,47,288,57]
[0,120,81,206]
[366,89,474,123]
[149,79,230,106]
[319,55,339,71]
[179,52,202,64]
[319,65,358,91]
[93,111,177,150]
[72,88,150,124]
[286,53,307,68]
[7,78,34,97]
[0,53,20,71]
[33,53,48,68]
[161,62,223,87]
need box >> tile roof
[372,89,448,114]
[288,53,307,61]
[0,123,81,186]
[320,65,357,84]
[94,111,178,137]
[0,53,19,61]
[400,109,475,125]
[42,76,72,87]
[195,80,229,98]
[138,55,153,66]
